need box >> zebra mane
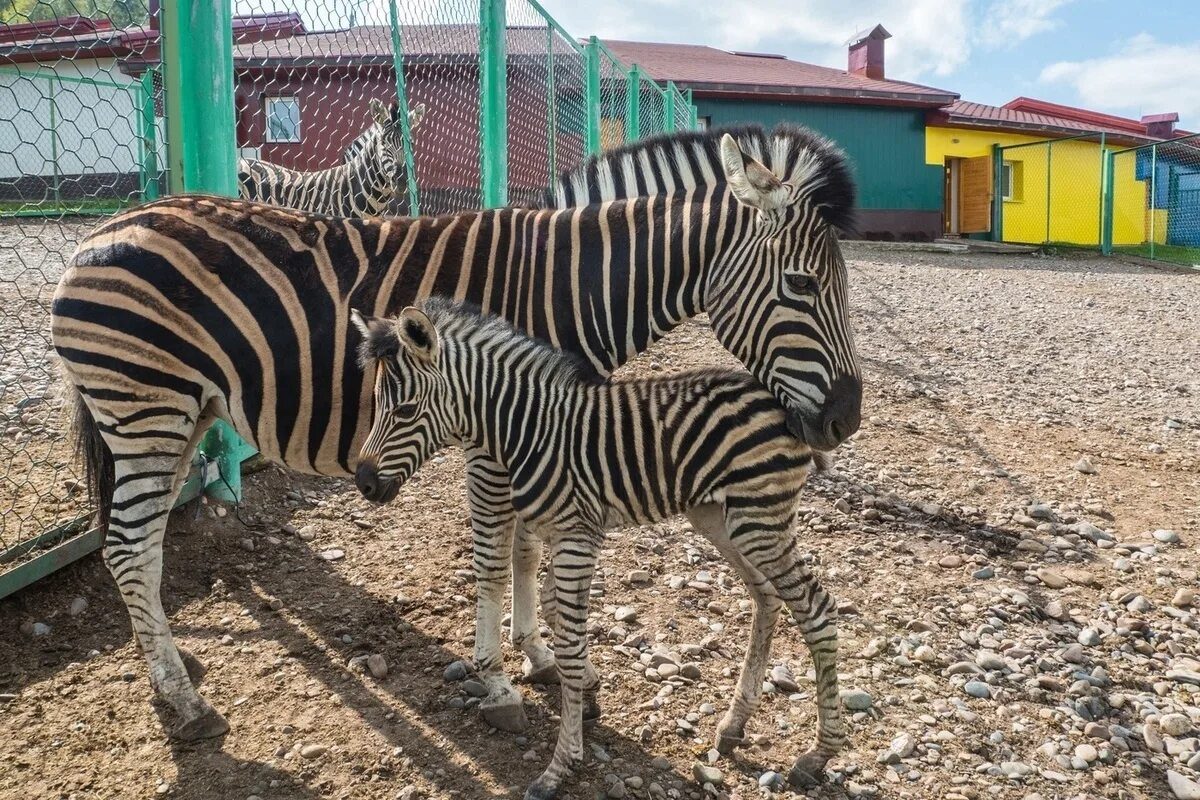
[542,124,856,233]
[341,114,386,164]
[419,298,602,388]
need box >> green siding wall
[695,99,943,212]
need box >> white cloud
[978,0,1074,48]
[1039,35,1200,124]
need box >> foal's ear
[720,133,788,213]
[397,307,439,366]
[408,102,426,129]
[368,98,390,127]
[351,309,400,363]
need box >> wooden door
[959,155,993,234]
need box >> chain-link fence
[0,1,164,595]
[1107,134,1200,267]
[995,134,1109,247]
[0,0,697,597]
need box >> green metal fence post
[665,81,676,133]
[479,0,508,207]
[991,144,1003,241]
[48,76,60,208]
[139,69,159,201]
[1101,150,1115,255]
[388,0,421,215]
[625,64,641,143]
[686,88,697,129]
[545,23,558,179]
[162,0,255,502]
[585,36,602,156]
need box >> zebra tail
[70,386,114,533]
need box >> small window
[697,115,711,130]
[264,96,300,143]
[1001,161,1014,201]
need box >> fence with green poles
[1104,133,1200,267]
[0,0,697,598]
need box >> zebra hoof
[715,731,746,756]
[178,647,207,686]
[583,694,602,723]
[172,708,229,741]
[522,662,560,685]
[523,779,558,800]
[787,751,830,789]
[481,700,529,733]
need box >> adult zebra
[237,98,426,216]
[352,299,843,797]
[50,126,861,743]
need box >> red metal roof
[934,98,1194,143]
[598,39,957,107]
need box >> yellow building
[925,98,1181,246]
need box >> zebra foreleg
[465,460,528,733]
[524,528,602,800]
[725,500,844,789]
[686,504,782,755]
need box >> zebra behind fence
[353,299,843,797]
[237,98,425,216]
[50,127,861,743]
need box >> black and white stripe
[354,299,845,798]
[237,99,425,216]
[49,127,861,743]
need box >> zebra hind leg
[724,499,844,789]
[512,526,557,684]
[464,458,528,733]
[103,404,228,740]
[686,504,782,755]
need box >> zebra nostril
[355,462,379,500]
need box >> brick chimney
[1141,112,1178,139]
[848,24,891,80]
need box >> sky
[534,0,1200,130]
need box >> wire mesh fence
[0,1,163,591]
[995,135,1108,248]
[0,0,697,596]
[1108,134,1200,267]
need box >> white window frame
[264,96,301,143]
[1001,160,1015,201]
[697,115,711,130]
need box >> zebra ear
[397,307,439,366]
[719,134,787,213]
[368,98,389,127]
[352,309,401,365]
[408,102,426,129]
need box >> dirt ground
[1,245,1198,800]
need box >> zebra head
[351,307,448,503]
[707,131,861,451]
[348,99,426,205]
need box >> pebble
[692,764,723,786]
[299,744,327,759]
[607,780,627,798]
[759,771,783,789]
[889,733,917,759]
[650,756,671,771]
[443,661,469,682]
[839,688,874,710]
[462,680,488,698]
[1000,761,1034,779]
[614,606,638,623]
[1159,713,1192,737]
[1061,644,1087,664]
[31,622,50,637]
[1174,589,1195,608]
[938,554,963,568]
[1077,628,1101,646]
[972,566,995,579]
[68,597,88,617]
[1074,743,1098,763]
[1073,457,1097,474]
[964,681,991,699]
[627,570,651,584]
[770,664,800,693]
[975,651,1006,671]
[1169,770,1200,800]
[1153,529,1180,544]
[1036,569,1067,589]
[367,654,388,679]
[319,548,344,561]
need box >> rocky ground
[0,245,1197,800]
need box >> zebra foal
[237,98,425,216]
[353,300,844,797]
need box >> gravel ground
[0,245,1198,800]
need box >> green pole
[479,0,508,207]
[388,0,421,216]
[1044,141,1052,244]
[546,22,557,180]
[625,64,640,143]
[686,88,697,129]
[992,144,1003,240]
[140,68,159,201]
[585,36,602,156]
[1149,143,1157,260]
[665,80,676,133]
[1101,150,1115,255]
[162,0,253,502]
[48,76,60,209]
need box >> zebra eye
[785,273,818,295]
[392,402,418,422]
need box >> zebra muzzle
[355,461,400,503]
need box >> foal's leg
[511,525,557,682]
[525,528,602,800]
[725,499,844,789]
[464,454,527,732]
[687,503,782,754]
[99,398,227,740]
